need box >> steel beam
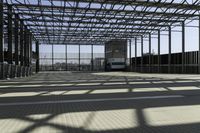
[182,21,185,73]
[50,0,200,11]
[19,12,182,23]
[7,5,13,64]
[12,3,198,17]
[168,26,171,73]
[22,18,181,24]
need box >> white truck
[107,58,126,70]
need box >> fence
[132,51,199,74]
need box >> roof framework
[3,0,200,45]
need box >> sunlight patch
[0,118,34,133]
[104,82,125,85]
[168,86,200,91]
[144,105,200,126]
[132,87,166,92]
[129,82,150,84]
[27,114,51,120]
[76,83,101,86]
[65,90,90,95]
[50,109,137,131]
[0,92,39,97]
[91,89,128,94]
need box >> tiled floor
[1,71,200,133]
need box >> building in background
[105,40,127,71]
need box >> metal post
[129,39,132,71]
[91,44,94,71]
[20,20,24,66]
[158,30,161,73]
[135,38,137,72]
[0,0,3,79]
[124,41,127,70]
[149,33,151,73]
[36,41,39,73]
[30,33,32,66]
[65,44,67,71]
[7,5,13,78]
[7,5,13,65]
[24,27,27,67]
[182,21,185,73]
[141,36,143,73]
[168,26,171,73]
[104,43,106,71]
[25,30,30,76]
[79,44,80,71]
[199,16,200,73]
[14,14,19,66]
[29,33,32,75]
[27,31,30,67]
[52,44,54,70]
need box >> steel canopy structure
[3,0,200,45]
[1,0,200,79]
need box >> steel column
[29,33,32,75]
[141,36,143,72]
[14,14,19,66]
[91,44,94,71]
[158,30,161,73]
[52,44,54,70]
[199,16,200,73]
[24,27,27,66]
[30,33,32,66]
[36,41,39,73]
[0,0,3,79]
[20,21,24,66]
[79,44,80,71]
[135,38,137,71]
[129,39,132,71]
[168,26,171,73]
[7,5,13,64]
[65,44,67,71]
[104,43,106,71]
[26,31,29,67]
[182,21,185,73]
[149,33,151,72]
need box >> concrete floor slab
[1,72,200,133]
